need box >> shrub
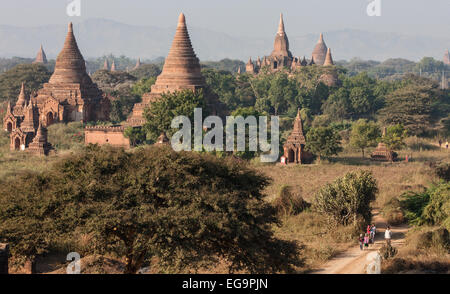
[272,185,310,216]
[382,198,405,225]
[379,244,398,260]
[434,162,450,182]
[313,170,378,226]
[47,122,84,150]
[401,182,450,228]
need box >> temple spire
[277,13,285,35]
[33,45,48,64]
[16,82,27,106]
[49,22,89,84]
[103,59,109,70]
[111,61,116,72]
[271,13,292,59]
[145,12,204,93]
[323,48,334,66]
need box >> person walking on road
[385,226,392,246]
[363,233,370,250]
[358,234,364,251]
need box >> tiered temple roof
[127,13,205,126]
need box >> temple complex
[282,109,313,164]
[32,45,48,64]
[4,22,110,154]
[245,14,336,77]
[127,13,206,126]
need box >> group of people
[438,139,449,149]
[358,224,393,250]
[358,224,377,250]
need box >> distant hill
[0,18,448,62]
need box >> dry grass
[255,146,448,271]
[382,226,450,273]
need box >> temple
[134,58,141,70]
[245,14,336,78]
[311,33,328,66]
[282,109,313,164]
[4,22,110,154]
[32,45,48,64]
[127,13,206,126]
[444,49,450,65]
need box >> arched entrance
[14,138,20,150]
[46,112,54,126]
[6,122,12,132]
[288,149,295,163]
[273,61,278,69]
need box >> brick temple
[3,22,110,154]
[244,14,338,87]
[85,13,208,147]
[127,13,206,126]
[282,109,313,164]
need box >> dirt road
[313,210,408,274]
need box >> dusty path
[313,209,409,274]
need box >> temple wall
[84,126,130,149]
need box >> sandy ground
[312,209,409,274]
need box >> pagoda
[127,13,206,126]
[311,33,328,65]
[32,45,48,64]
[34,22,110,125]
[282,109,313,164]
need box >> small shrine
[282,109,313,164]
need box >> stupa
[127,13,206,126]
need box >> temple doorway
[14,138,20,150]
[288,149,295,163]
[7,122,12,132]
[46,112,54,126]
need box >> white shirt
[385,229,392,239]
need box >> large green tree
[0,64,51,102]
[306,126,343,163]
[143,89,207,142]
[0,145,303,274]
[378,80,440,135]
[350,119,381,158]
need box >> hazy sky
[0,0,449,38]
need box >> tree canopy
[0,145,303,273]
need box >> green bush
[47,122,84,150]
[401,182,450,228]
[313,170,378,226]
